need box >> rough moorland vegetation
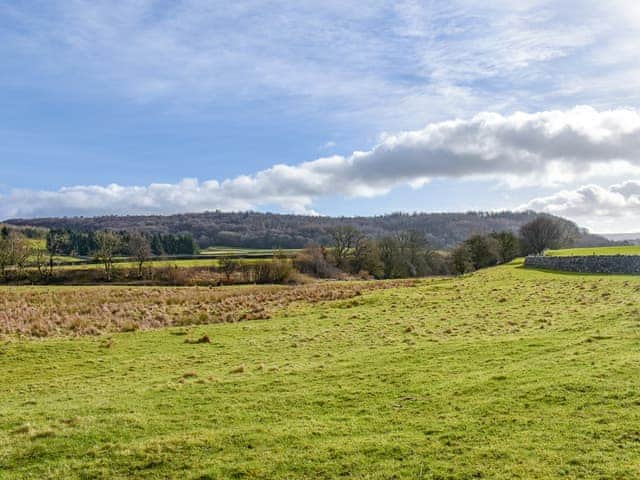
[0,279,416,338]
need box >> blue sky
[1,1,640,232]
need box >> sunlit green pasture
[547,245,640,256]
[2,261,640,478]
[200,246,301,257]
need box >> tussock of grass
[184,334,211,344]
[230,364,246,374]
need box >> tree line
[46,229,198,257]
[293,215,575,279]
[7,210,605,250]
[448,215,574,274]
[0,215,579,285]
[0,227,197,282]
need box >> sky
[1,0,640,233]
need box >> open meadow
[546,245,640,256]
[2,261,640,479]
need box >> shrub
[294,244,339,278]
[253,259,293,284]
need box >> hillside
[601,233,640,244]
[4,210,609,249]
[2,262,640,478]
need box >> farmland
[546,245,640,256]
[38,246,301,269]
[2,260,640,478]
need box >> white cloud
[520,181,640,233]
[319,141,337,151]
[3,106,640,219]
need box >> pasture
[199,247,301,258]
[546,245,640,256]
[1,261,640,478]
[31,245,301,270]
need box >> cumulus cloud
[520,181,640,232]
[2,105,640,219]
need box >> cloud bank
[521,181,640,232]
[2,106,640,219]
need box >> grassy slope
[2,262,640,478]
[547,245,640,256]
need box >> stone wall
[524,255,640,274]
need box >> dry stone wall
[524,255,640,274]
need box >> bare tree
[0,235,12,281]
[12,235,31,278]
[294,243,335,278]
[33,247,51,281]
[128,233,152,279]
[378,235,400,279]
[45,230,68,278]
[96,231,120,281]
[396,230,432,277]
[519,216,572,255]
[490,231,520,264]
[327,226,362,269]
[451,244,474,275]
[0,232,30,281]
[219,255,240,282]
[352,237,382,277]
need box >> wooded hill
[5,210,610,250]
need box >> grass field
[200,247,301,258]
[547,245,640,256]
[2,261,640,478]
[28,246,301,270]
[53,258,227,270]
[56,257,284,270]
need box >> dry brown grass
[0,279,418,338]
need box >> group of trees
[0,227,159,282]
[0,227,31,280]
[296,215,576,279]
[46,229,198,257]
[450,216,575,274]
[296,225,449,279]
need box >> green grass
[50,257,276,271]
[200,246,301,257]
[547,245,640,256]
[2,262,640,478]
[28,245,301,270]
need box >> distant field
[21,245,301,269]
[200,246,301,257]
[2,262,640,478]
[547,245,640,256]
[50,256,280,271]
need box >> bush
[253,259,293,284]
[450,245,474,275]
[294,244,339,278]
